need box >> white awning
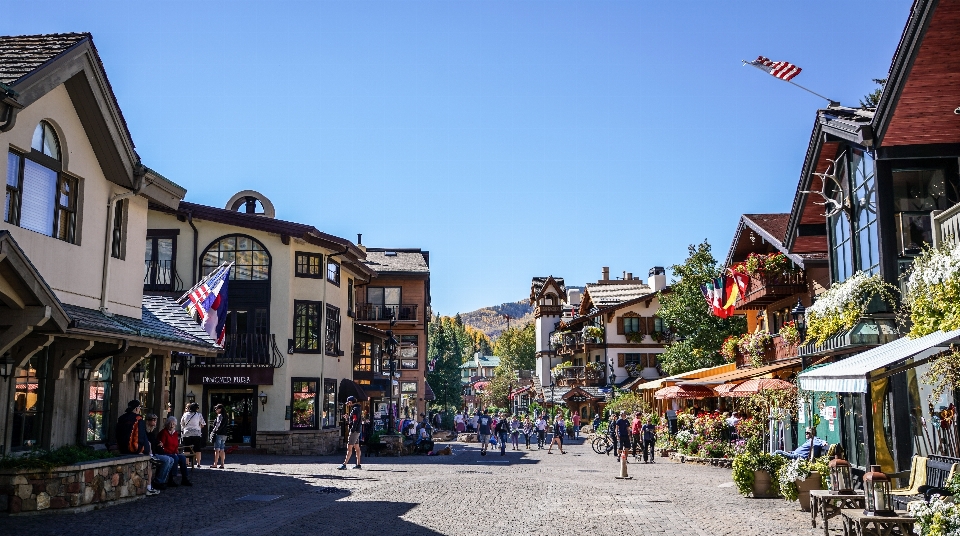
[797,329,960,393]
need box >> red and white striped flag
[749,56,802,81]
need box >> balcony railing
[355,304,419,322]
[143,259,182,291]
[735,271,807,310]
[196,334,284,368]
[552,332,603,355]
[555,365,605,387]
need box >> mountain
[459,287,585,341]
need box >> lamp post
[0,353,13,456]
[791,298,808,369]
[608,363,617,388]
[76,358,93,445]
[384,329,398,434]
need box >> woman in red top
[631,412,643,458]
[158,417,192,486]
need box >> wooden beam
[0,305,51,355]
[116,347,152,381]
[49,338,96,378]
[9,333,55,368]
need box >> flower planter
[752,469,778,498]
[796,471,822,511]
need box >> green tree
[859,78,887,109]
[493,321,535,372]
[426,315,464,412]
[656,240,747,375]
[465,325,493,356]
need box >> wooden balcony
[555,366,606,387]
[735,271,807,310]
[553,332,603,356]
[355,303,419,323]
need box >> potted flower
[777,456,829,511]
[806,271,897,344]
[779,321,802,346]
[738,330,772,368]
[732,438,785,498]
[908,496,960,535]
[721,334,741,362]
[583,325,604,342]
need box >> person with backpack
[494,412,510,456]
[338,396,363,470]
[547,412,566,454]
[476,409,493,456]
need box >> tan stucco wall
[0,85,145,318]
[148,209,363,432]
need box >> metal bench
[890,455,959,510]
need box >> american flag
[179,262,232,346]
[749,56,802,81]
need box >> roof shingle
[0,33,88,86]
[363,249,429,274]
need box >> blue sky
[3,1,911,315]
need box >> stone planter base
[380,435,404,456]
[0,455,150,515]
[256,429,341,456]
[668,452,733,468]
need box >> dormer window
[5,121,78,243]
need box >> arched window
[201,234,270,280]
[31,121,60,160]
[5,121,77,243]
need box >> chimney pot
[357,233,363,245]
[602,267,610,281]
[627,272,633,280]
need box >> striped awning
[797,329,960,393]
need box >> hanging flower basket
[806,272,897,344]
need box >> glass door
[209,389,255,445]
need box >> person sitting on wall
[158,417,193,486]
[116,400,160,496]
[774,427,828,460]
[145,414,175,489]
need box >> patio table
[809,489,866,536]
[839,508,915,536]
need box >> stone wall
[0,455,150,514]
[256,429,341,456]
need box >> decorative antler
[800,151,848,218]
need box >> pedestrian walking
[522,416,533,450]
[180,402,205,468]
[615,412,631,459]
[535,414,547,449]
[606,413,618,456]
[338,396,363,470]
[547,413,566,454]
[510,415,521,450]
[209,404,227,469]
[495,412,510,456]
[592,413,601,431]
[641,416,657,463]
[476,409,493,456]
[572,411,581,438]
[631,412,643,457]
[454,412,465,433]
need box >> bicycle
[591,434,613,454]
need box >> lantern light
[0,353,14,379]
[828,457,854,495]
[76,358,93,382]
[791,298,807,342]
[259,391,268,409]
[186,391,196,404]
[131,363,146,384]
[863,465,895,516]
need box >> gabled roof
[0,231,70,333]
[529,276,566,304]
[583,281,652,308]
[460,355,501,369]
[725,214,805,268]
[0,33,186,209]
[152,201,374,279]
[363,248,430,275]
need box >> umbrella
[727,378,795,397]
[654,384,715,399]
[713,383,740,396]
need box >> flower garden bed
[0,454,150,514]
[669,452,733,468]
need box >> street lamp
[608,363,617,388]
[791,298,807,342]
[187,391,196,404]
[384,329,399,434]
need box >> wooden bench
[890,455,959,509]
[178,445,197,469]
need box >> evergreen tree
[426,315,463,412]
[656,240,747,375]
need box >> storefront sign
[188,367,274,385]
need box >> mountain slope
[459,287,584,340]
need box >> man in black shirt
[615,412,631,458]
[338,396,363,470]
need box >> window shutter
[19,160,57,236]
[616,317,625,335]
[617,353,625,367]
[646,317,655,334]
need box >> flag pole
[742,60,839,106]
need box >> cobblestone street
[2,439,828,536]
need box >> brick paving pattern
[1,439,827,536]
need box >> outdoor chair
[890,455,959,509]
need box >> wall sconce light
[131,363,146,384]
[0,353,14,379]
[187,391,196,404]
[259,391,268,409]
[76,358,92,382]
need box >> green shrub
[0,445,119,471]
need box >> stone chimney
[357,233,366,253]
[602,267,609,281]
[649,266,667,291]
[568,288,581,306]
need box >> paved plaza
[2,439,823,536]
